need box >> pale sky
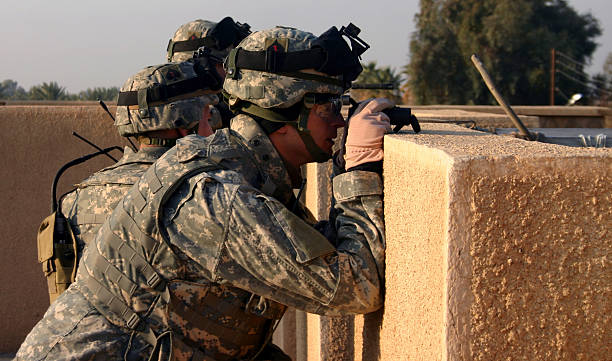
[1,0,610,93]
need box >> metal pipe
[550,48,556,105]
[470,54,534,140]
[72,131,118,162]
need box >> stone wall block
[383,124,611,361]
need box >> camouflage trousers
[15,285,291,361]
[14,285,152,361]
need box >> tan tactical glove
[344,98,393,170]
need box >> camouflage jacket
[60,146,169,254]
[119,114,386,315]
[17,115,385,361]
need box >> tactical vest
[38,148,165,304]
[68,162,148,243]
[80,132,286,361]
[68,148,167,247]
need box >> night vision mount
[339,23,370,59]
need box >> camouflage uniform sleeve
[219,170,384,315]
[60,190,77,218]
[60,190,81,246]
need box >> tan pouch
[37,213,56,264]
[37,212,77,304]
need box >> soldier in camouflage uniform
[167,17,251,130]
[18,25,392,361]
[39,59,222,303]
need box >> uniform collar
[230,114,294,205]
[102,146,169,171]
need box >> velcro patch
[245,86,264,99]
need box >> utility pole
[550,48,555,105]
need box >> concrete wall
[412,105,612,128]
[382,124,611,360]
[413,108,540,129]
[0,105,126,351]
[299,124,610,360]
[1,104,610,359]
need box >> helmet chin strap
[294,106,332,163]
[227,94,333,163]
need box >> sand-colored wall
[298,123,610,361]
[381,132,452,360]
[411,105,612,128]
[0,105,126,352]
[382,124,611,360]
[1,105,610,358]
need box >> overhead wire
[556,69,612,95]
[556,59,608,87]
[555,59,589,79]
[555,50,589,68]
[554,50,611,95]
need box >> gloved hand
[344,98,393,170]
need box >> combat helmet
[167,17,251,62]
[223,24,369,162]
[115,58,223,144]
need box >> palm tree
[351,61,403,102]
[78,87,120,101]
[29,81,67,100]
[0,79,26,100]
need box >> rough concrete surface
[320,315,354,361]
[291,113,610,361]
[412,105,612,128]
[0,105,125,352]
[307,312,321,361]
[412,108,539,129]
[384,124,611,361]
[303,162,333,221]
[382,131,451,361]
[273,308,298,360]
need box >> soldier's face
[197,105,213,137]
[306,103,345,155]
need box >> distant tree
[604,52,612,80]
[405,0,469,104]
[399,80,415,104]
[587,74,607,104]
[2,80,122,101]
[28,81,68,100]
[590,52,612,105]
[0,79,27,100]
[78,86,119,101]
[351,61,403,102]
[407,0,601,105]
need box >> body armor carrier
[79,132,286,361]
[68,148,166,246]
[38,148,167,304]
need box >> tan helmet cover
[168,19,231,62]
[115,62,218,137]
[223,26,344,110]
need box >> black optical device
[382,107,421,134]
[343,95,421,134]
[210,17,251,50]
